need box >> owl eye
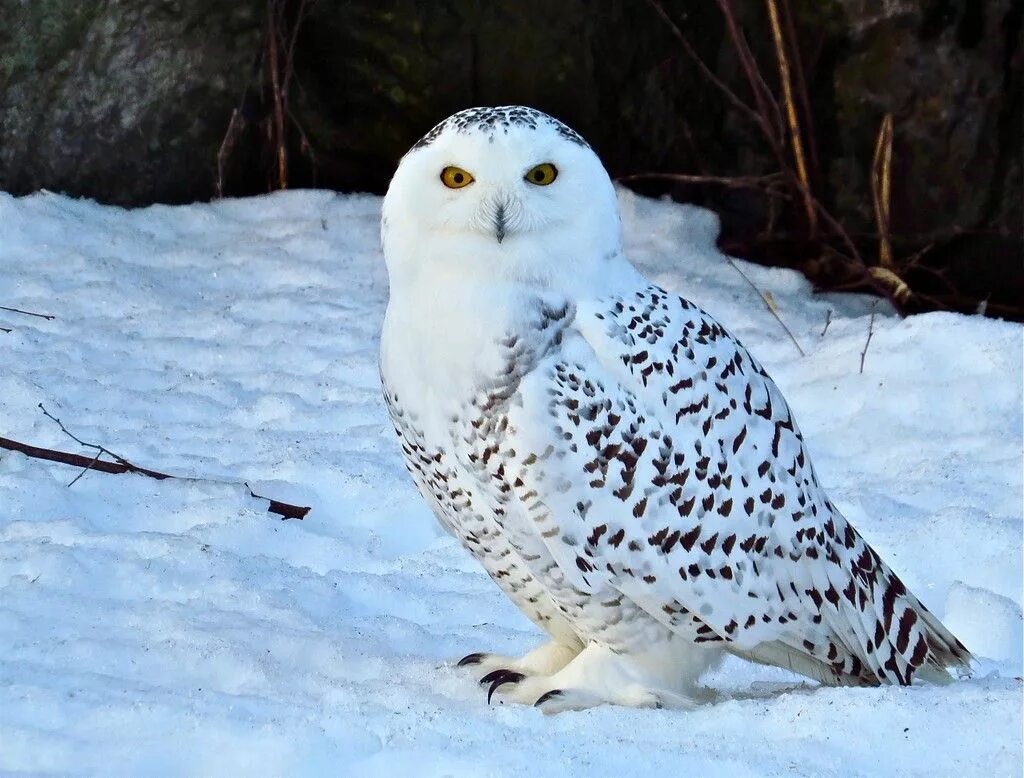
[441,166,474,189]
[525,163,558,186]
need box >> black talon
[534,689,564,707]
[479,669,512,686]
[458,652,487,667]
[483,670,525,704]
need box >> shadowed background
[1,0,1020,316]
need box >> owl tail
[740,518,973,688]
[811,520,974,687]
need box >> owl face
[382,107,622,289]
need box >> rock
[0,0,1019,248]
[0,0,263,205]
[830,0,1023,238]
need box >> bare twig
[39,403,137,470]
[716,0,786,156]
[216,108,246,199]
[871,113,895,269]
[267,0,288,189]
[615,171,789,193]
[765,0,816,234]
[67,448,105,488]
[0,305,55,320]
[643,0,766,128]
[820,308,832,337]
[14,403,310,520]
[0,326,11,333]
[725,257,806,356]
[859,303,877,374]
[779,0,820,181]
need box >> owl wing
[505,284,970,685]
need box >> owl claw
[482,670,526,703]
[457,652,487,667]
[533,689,564,707]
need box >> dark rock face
[0,0,263,206]
[830,0,1023,238]
[0,0,1019,246]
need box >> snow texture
[0,188,1021,776]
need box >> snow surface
[0,188,1021,776]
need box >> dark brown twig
[859,304,877,374]
[716,0,786,157]
[615,171,789,193]
[643,0,765,128]
[820,308,832,337]
[5,403,310,520]
[216,108,246,199]
[267,0,288,189]
[0,305,55,320]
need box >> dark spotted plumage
[412,106,589,151]
[384,285,972,687]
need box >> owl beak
[494,202,507,244]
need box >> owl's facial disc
[382,106,623,284]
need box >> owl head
[381,107,623,290]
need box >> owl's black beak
[494,203,507,244]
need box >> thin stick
[39,403,138,470]
[0,305,55,320]
[859,304,877,374]
[616,171,789,192]
[216,108,246,199]
[0,326,11,333]
[871,113,895,269]
[725,257,806,356]
[643,0,766,128]
[267,0,288,190]
[820,308,832,337]
[779,0,819,181]
[717,0,786,153]
[17,404,309,519]
[765,0,816,234]
[67,448,105,488]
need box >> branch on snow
[0,304,55,320]
[0,405,310,520]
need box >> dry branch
[871,113,895,270]
[0,305,55,320]
[643,0,766,128]
[859,304,877,374]
[0,405,310,520]
[725,257,806,356]
[615,171,789,193]
[765,0,816,234]
[216,108,246,199]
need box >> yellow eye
[441,166,474,189]
[525,163,558,186]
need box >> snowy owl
[378,106,972,713]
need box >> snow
[0,187,1021,776]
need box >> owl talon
[483,670,526,703]
[457,652,486,667]
[533,689,563,707]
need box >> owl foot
[455,639,581,682]
[488,642,699,713]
